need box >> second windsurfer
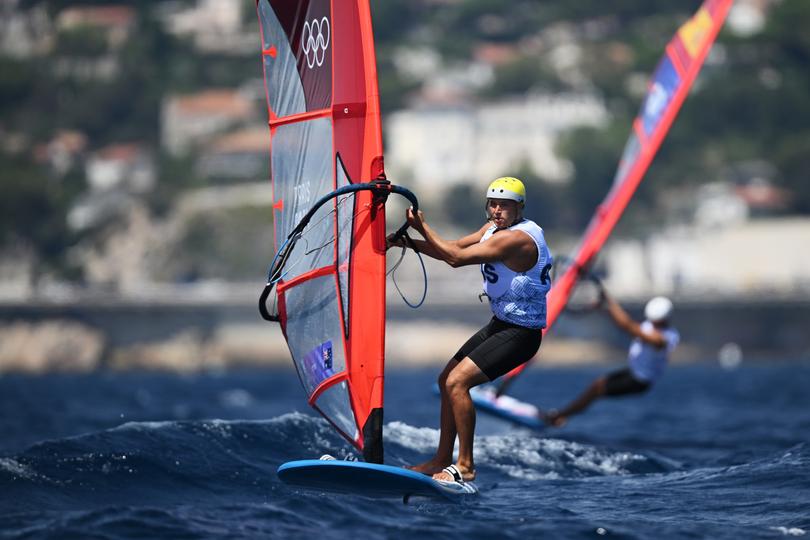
[541,287,680,427]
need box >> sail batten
[268,108,331,128]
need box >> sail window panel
[284,275,347,395]
[335,156,353,337]
[272,119,335,282]
[258,1,306,118]
[640,57,680,137]
[314,381,360,443]
[612,134,641,189]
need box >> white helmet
[644,296,673,322]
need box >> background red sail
[503,0,734,383]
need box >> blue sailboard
[277,459,478,502]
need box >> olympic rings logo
[301,17,330,69]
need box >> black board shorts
[453,316,542,381]
[604,368,651,396]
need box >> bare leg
[543,376,607,427]
[432,358,488,482]
[409,359,461,475]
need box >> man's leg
[409,359,461,475]
[544,376,607,427]
[432,357,488,482]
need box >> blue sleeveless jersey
[480,219,552,329]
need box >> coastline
[1,292,807,373]
[0,317,772,374]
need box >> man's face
[487,198,521,228]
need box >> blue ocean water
[1,363,809,539]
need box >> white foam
[200,419,235,438]
[267,411,321,426]
[473,433,560,479]
[381,421,646,478]
[0,458,41,481]
[542,438,643,475]
[495,463,560,481]
[112,420,177,432]
[383,421,440,453]
[771,527,806,536]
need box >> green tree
[558,122,629,229]
[0,155,76,271]
[443,182,484,231]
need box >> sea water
[1,363,809,539]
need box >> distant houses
[0,1,52,59]
[52,5,136,80]
[0,0,806,304]
[67,143,155,231]
[32,130,88,176]
[56,5,136,48]
[162,89,257,157]
[385,93,608,194]
[604,217,810,299]
[157,0,257,54]
[602,168,807,299]
[86,143,155,194]
[59,85,265,260]
[199,128,269,180]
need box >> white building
[0,1,52,59]
[384,93,607,196]
[198,127,269,180]
[602,218,810,299]
[33,130,88,177]
[85,143,155,193]
[69,143,156,231]
[158,0,256,54]
[57,5,136,48]
[161,89,255,156]
[0,244,33,300]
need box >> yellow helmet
[486,177,525,204]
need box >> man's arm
[408,209,525,268]
[455,223,491,248]
[387,221,490,261]
[387,236,444,260]
[602,290,667,348]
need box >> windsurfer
[542,287,680,427]
[387,177,552,483]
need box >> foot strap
[441,464,464,483]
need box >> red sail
[257,0,386,462]
[503,0,734,382]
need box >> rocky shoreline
[1,319,703,374]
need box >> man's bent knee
[445,372,475,397]
[438,359,460,387]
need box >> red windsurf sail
[256,0,388,463]
[501,0,734,385]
